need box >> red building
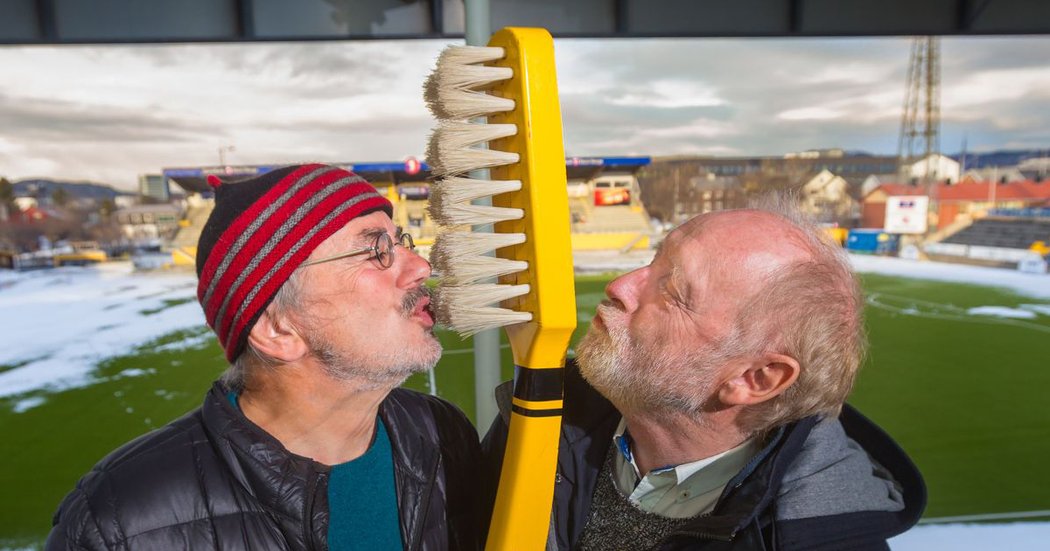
[861,180,1050,229]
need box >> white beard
[576,314,720,418]
[305,324,441,392]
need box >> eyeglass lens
[371,228,415,269]
[374,232,394,269]
[398,231,415,250]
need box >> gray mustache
[401,286,431,316]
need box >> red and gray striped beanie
[195,163,393,362]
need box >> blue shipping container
[846,229,899,255]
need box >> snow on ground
[848,254,1050,299]
[574,249,657,273]
[966,306,1039,319]
[0,262,202,401]
[1021,303,1050,316]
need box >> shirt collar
[613,417,758,488]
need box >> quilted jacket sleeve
[46,486,111,551]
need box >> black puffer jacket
[483,362,926,551]
[47,383,482,550]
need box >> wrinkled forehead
[667,211,814,298]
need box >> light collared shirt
[612,418,760,518]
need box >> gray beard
[311,338,434,391]
[307,286,441,391]
[576,322,719,418]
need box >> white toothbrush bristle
[426,64,513,93]
[442,307,533,337]
[426,122,519,178]
[423,46,514,120]
[434,284,533,336]
[427,149,520,180]
[427,178,522,216]
[430,232,528,288]
[428,203,523,227]
[429,231,526,256]
[438,45,506,65]
[433,255,528,286]
[427,88,515,120]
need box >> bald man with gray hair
[483,197,925,551]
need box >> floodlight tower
[897,37,941,193]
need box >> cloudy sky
[1,36,1048,190]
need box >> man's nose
[398,245,432,286]
[604,266,646,313]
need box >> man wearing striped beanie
[48,164,483,550]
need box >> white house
[907,154,960,183]
[860,173,899,198]
[960,166,1025,184]
[13,197,37,211]
[1018,157,1050,181]
[114,204,182,243]
[799,169,857,224]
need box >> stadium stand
[942,217,1050,250]
[169,198,214,266]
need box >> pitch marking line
[866,292,1050,334]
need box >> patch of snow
[1020,304,1050,316]
[574,250,655,273]
[10,396,46,413]
[149,331,214,353]
[849,255,1050,299]
[891,522,1050,551]
[966,306,1038,319]
[112,368,155,379]
[153,389,182,401]
[0,262,203,398]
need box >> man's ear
[246,308,308,363]
[718,353,801,406]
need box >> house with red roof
[861,180,1050,229]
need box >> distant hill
[950,149,1050,169]
[11,179,129,201]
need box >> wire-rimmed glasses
[300,227,415,270]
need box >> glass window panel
[252,0,432,38]
[0,0,40,41]
[801,0,955,34]
[53,0,237,41]
[968,0,1050,33]
[492,0,613,35]
[626,0,787,35]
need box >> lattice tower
[897,36,941,193]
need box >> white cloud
[777,89,901,123]
[943,66,1050,108]
[777,106,844,121]
[799,63,890,86]
[609,80,725,108]
[639,118,737,139]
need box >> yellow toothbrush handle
[484,27,575,551]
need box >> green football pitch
[1,273,1049,547]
